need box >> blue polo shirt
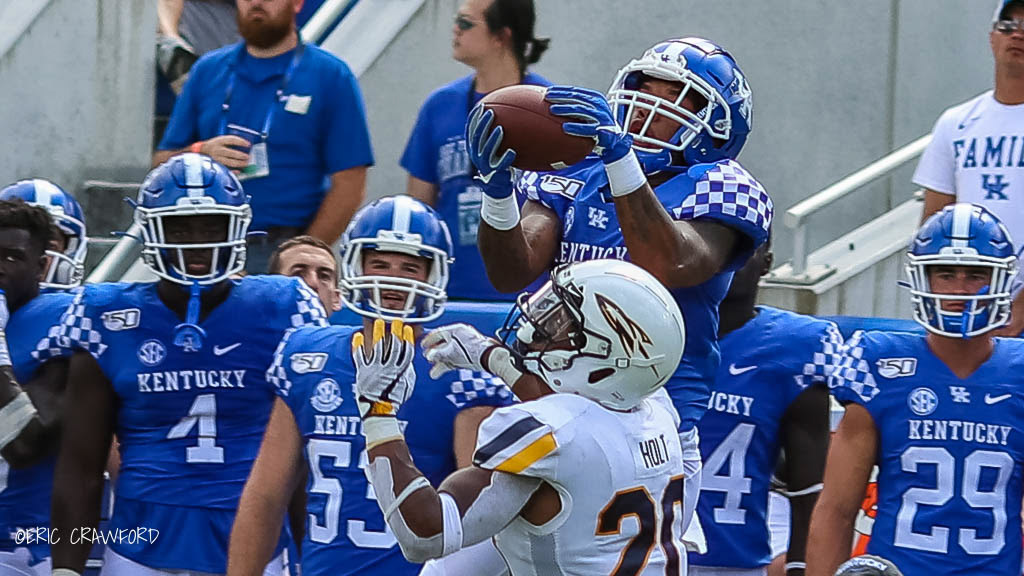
[159,41,374,231]
[401,73,550,301]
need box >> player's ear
[331,288,342,312]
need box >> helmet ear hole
[588,368,615,384]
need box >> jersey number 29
[597,475,685,576]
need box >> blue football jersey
[266,324,514,576]
[689,306,842,569]
[831,331,1024,575]
[517,157,773,430]
[0,291,74,561]
[37,276,327,573]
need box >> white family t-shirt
[913,90,1024,252]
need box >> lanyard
[220,42,306,138]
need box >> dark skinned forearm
[368,437,443,539]
[477,201,561,293]
[613,183,732,289]
[1,359,69,468]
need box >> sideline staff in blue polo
[401,0,549,300]
[154,0,373,273]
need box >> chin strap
[173,281,207,352]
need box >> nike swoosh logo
[213,343,242,356]
[728,363,757,376]
[985,393,1012,405]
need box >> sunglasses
[454,15,477,31]
[994,19,1024,34]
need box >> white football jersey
[473,390,685,576]
[913,90,1024,249]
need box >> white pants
[688,567,767,576]
[0,548,50,576]
[679,427,705,576]
[101,547,283,576]
[418,539,509,576]
[767,491,791,559]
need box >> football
[479,85,595,172]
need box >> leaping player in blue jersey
[45,154,328,576]
[468,37,772,563]
[0,198,79,576]
[689,237,842,576]
[808,204,1024,576]
[227,196,514,576]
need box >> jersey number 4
[166,394,225,463]
[597,475,685,576]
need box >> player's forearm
[367,438,447,562]
[478,223,544,293]
[612,184,712,289]
[305,167,367,245]
[0,364,49,468]
[804,499,856,576]
[50,463,105,570]
[784,494,818,575]
[227,488,289,575]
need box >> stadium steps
[759,197,921,319]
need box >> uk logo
[982,174,1010,200]
[137,339,167,367]
[310,378,343,413]
[949,386,971,403]
[908,387,938,416]
[588,207,609,230]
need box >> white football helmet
[499,259,685,410]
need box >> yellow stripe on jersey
[493,432,557,474]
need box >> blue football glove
[466,104,516,198]
[546,85,632,163]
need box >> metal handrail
[85,222,143,283]
[786,133,933,275]
[300,0,357,45]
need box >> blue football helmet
[0,179,88,290]
[905,203,1017,338]
[339,195,453,324]
[135,153,251,285]
[607,37,753,167]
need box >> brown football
[479,85,595,171]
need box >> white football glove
[353,319,416,449]
[0,291,10,368]
[421,323,499,379]
[0,291,9,332]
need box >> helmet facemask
[906,254,1016,338]
[42,212,88,290]
[136,202,250,286]
[339,232,449,324]
[608,64,730,156]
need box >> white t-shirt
[913,90,1024,251]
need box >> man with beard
[154,0,374,274]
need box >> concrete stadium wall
[354,0,993,264]
[0,0,156,194]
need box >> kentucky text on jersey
[907,419,1011,445]
[707,391,754,416]
[953,136,1024,169]
[137,370,246,392]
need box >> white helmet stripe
[184,154,205,195]
[32,179,60,205]
[950,203,974,248]
[392,196,412,233]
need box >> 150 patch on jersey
[102,308,141,331]
[291,352,328,374]
[876,357,917,378]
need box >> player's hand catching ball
[353,318,416,420]
[421,323,501,379]
[546,85,632,163]
[466,103,516,197]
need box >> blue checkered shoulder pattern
[290,280,329,328]
[445,369,514,408]
[673,159,773,241]
[795,322,845,389]
[265,327,300,397]
[828,330,880,403]
[32,290,106,362]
